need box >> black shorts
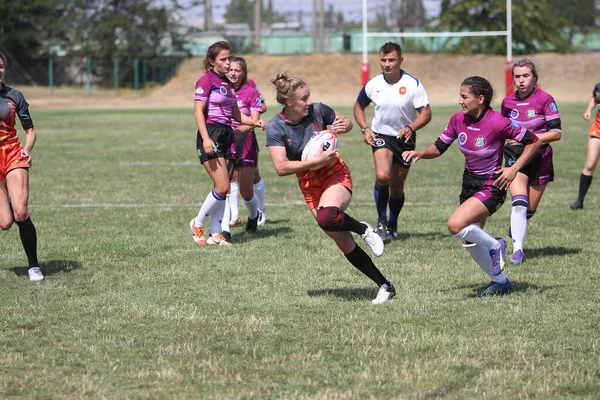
[196,124,233,164]
[371,131,416,168]
[459,169,507,215]
[504,143,554,185]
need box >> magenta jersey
[501,87,560,136]
[231,83,262,130]
[439,108,528,176]
[194,70,236,125]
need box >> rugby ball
[301,130,338,162]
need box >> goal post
[361,0,514,96]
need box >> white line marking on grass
[120,161,198,166]
[32,201,440,209]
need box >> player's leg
[387,163,409,240]
[508,173,529,264]
[372,146,393,243]
[238,166,259,232]
[253,168,266,225]
[229,171,241,226]
[571,137,600,209]
[0,179,14,230]
[6,168,42,281]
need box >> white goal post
[361,0,514,95]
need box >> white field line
[31,201,440,209]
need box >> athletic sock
[196,189,226,227]
[577,173,593,203]
[387,195,405,229]
[453,224,498,249]
[253,178,266,212]
[16,218,38,267]
[344,244,388,286]
[463,243,507,283]
[374,183,389,222]
[511,195,528,252]
[244,194,259,219]
[209,199,226,236]
[229,181,240,222]
[221,195,231,233]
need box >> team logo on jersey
[510,121,521,130]
[399,86,407,95]
[237,100,244,107]
[507,156,516,166]
[510,109,519,119]
[286,138,292,146]
[195,87,204,95]
[527,109,536,118]
[550,103,557,112]
[458,132,468,146]
[475,137,485,148]
[219,86,228,95]
[372,138,386,147]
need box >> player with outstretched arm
[402,76,542,297]
[266,72,395,304]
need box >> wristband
[406,125,415,135]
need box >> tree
[438,0,596,55]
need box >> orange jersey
[589,113,600,139]
[296,154,353,210]
[0,85,33,146]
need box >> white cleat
[257,210,266,226]
[28,267,44,282]
[372,283,396,304]
[360,222,384,257]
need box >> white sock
[196,190,225,227]
[221,195,231,233]
[511,202,528,252]
[229,181,240,222]
[245,194,259,219]
[209,199,226,236]
[253,178,266,212]
[463,243,507,283]
[454,224,499,250]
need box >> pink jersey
[501,87,560,136]
[231,83,262,130]
[439,108,528,176]
[194,71,236,125]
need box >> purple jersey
[194,71,236,125]
[231,83,262,130]
[501,87,560,136]
[439,109,528,176]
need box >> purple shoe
[510,249,524,265]
[489,238,506,276]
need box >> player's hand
[332,117,350,133]
[313,149,337,168]
[255,119,266,130]
[493,167,518,190]
[203,139,217,155]
[363,128,375,146]
[583,111,591,121]
[396,126,413,143]
[401,150,421,164]
[20,149,32,167]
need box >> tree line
[1,0,598,85]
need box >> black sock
[577,174,593,203]
[344,245,388,286]
[16,218,38,267]
[342,213,367,235]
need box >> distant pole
[48,58,54,96]
[319,0,325,52]
[505,0,514,97]
[134,58,139,91]
[361,0,369,86]
[204,0,214,31]
[253,0,261,54]
[86,58,92,96]
[311,0,317,52]
[114,59,119,89]
[142,58,147,88]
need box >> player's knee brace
[316,206,344,231]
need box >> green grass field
[1,103,599,399]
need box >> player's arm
[397,105,432,142]
[331,112,353,134]
[494,133,542,189]
[353,100,374,145]
[268,145,336,176]
[232,102,264,129]
[536,118,562,143]
[234,111,261,135]
[402,141,443,164]
[194,100,217,155]
[583,96,596,121]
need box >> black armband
[519,130,538,145]
[546,118,561,131]
[406,125,415,135]
[434,138,451,154]
[19,107,34,131]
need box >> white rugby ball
[301,130,338,162]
